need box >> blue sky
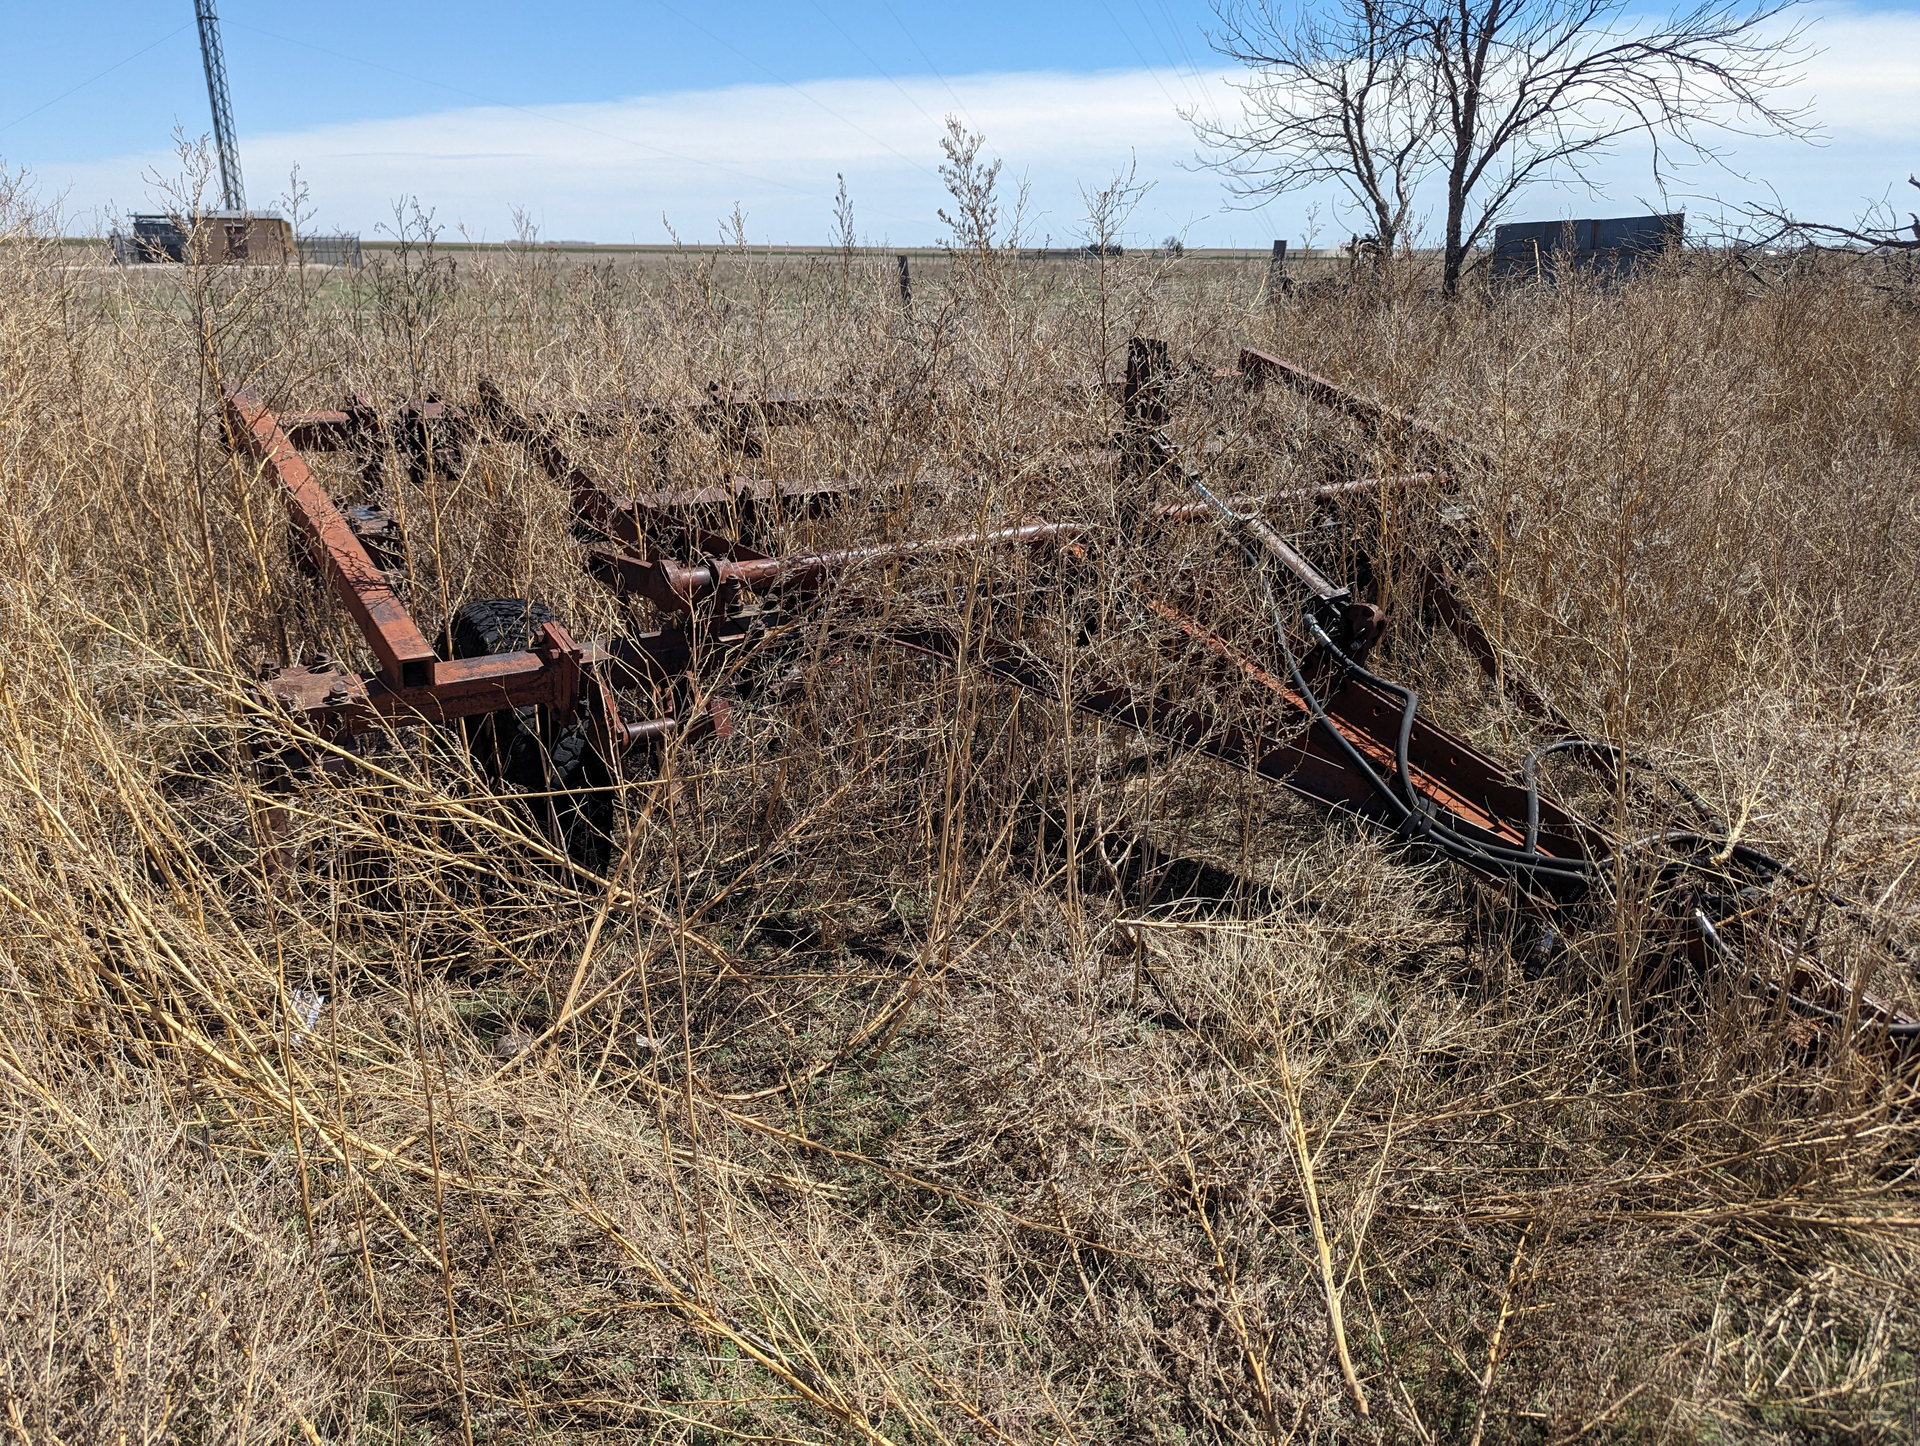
[4,1,1915,246]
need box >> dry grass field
[2,162,1919,1444]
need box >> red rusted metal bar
[1141,599,1598,856]
[619,701,733,750]
[551,386,847,435]
[479,377,886,555]
[1239,348,1489,469]
[277,399,469,454]
[257,627,589,729]
[623,475,878,513]
[278,410,356,449]
[228,387,441,691]
[1148,473,1437,523]
[226,386,614,734]
[1216,506,1349,606]
[1228,352,1569,732]
[886,607,1601,871]
[587,522,1082,615]
[476,378,626,538]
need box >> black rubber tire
[444,597,557,660]
[443,599,613,865]
[443,599,557,783]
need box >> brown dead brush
[0,153,1917,1444]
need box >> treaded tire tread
[445,597,559,660]
[443,598,612,866]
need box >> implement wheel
[443,598,613,865]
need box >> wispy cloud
[36,5,1919,246]
[50,68,1229,245]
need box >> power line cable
[804,0,945,134]
[1162,0,1233,125]
[1129,0,1218,121]
[643,0,940,180]
[1146,0,1211,79]
[871,1,978,129]
[1091,1,1193,120]
[223,18,926,226]
[0,25,193,134]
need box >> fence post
[1266,239,1290,302]
[896,254,913,313]
[1121,336,1174,487]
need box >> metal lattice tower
[195,0,245,213]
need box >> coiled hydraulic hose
[1194,477,1593,891]
[1194,478,1920,1039]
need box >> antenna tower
[194,0,245,212]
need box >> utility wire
[871,0,978,129]
[0,25,193,134]
[224,18,924,226]
[644,0,940,180]
[1091,1,1194,122]
[1130,0,1215,118]
[804,0,945,135]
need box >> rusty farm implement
[223,337,1919,1071]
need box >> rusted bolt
[311,652,332,670]
[326,681,350,704]
[258,659,281,680]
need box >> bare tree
[1755,175,1920,252]
[1198,0,1435,264]
[1200,0,1809,292]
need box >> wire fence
[296,233,363,269]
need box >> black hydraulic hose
[1252,563,1413,829]
[1222,495,1595,893]
[1521,739,1747,861]
[1194,478,1888,912]
[1693,910,1920,1039]
[1191,475,1418,836]
[1298,610,1597,886]
[1610,829,1788,878]
[1194,479,1918,1036]
[1523,739,1617,858]
[1309,622,1788,894]
[1197,478,1594,890]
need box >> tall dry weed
[0,162,1916,1443]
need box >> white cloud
[33,4,1919,246]
[46,68,1236,246]
[1790,6,1920,138]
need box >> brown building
[118,212,292,265]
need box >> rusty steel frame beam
[226,386,631,738]
[886,610,1602,880]
[277,399,468,451]
[1148,473,1437,523]
[585,522,1084,615]
[486,364,1594,873]
[253,636,588,731]
[229,388,441,691]
[1231,347,1576,734]
[478,378,881,556]
[1238,347,1490,469]
[531,386,848,438]
[1233,346,1919,1039]
[237,359,1920,1056]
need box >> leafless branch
[1198,0,1812,292]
